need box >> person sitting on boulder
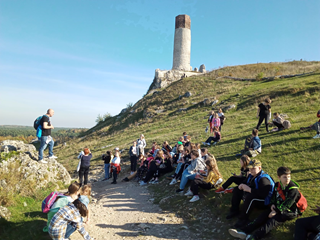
[48,195,94,240]
[203,127,221,146]
[300,109,320,139]
[226,159,274,229]
[229,166,301,240]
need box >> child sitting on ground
[203,127,221,146]
[228,166,303,240]
[269,112,285,132]
[215,155,250,194]
[184,135,191,147]
[185,157,223,202]
[140,150,163,185]
[136,154,148,181]
[236,129,261,157]
[300,109,320,139]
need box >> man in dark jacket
[229,166,300,240]
[226,159,274,229]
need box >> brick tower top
[175,15,191,29]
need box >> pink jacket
[212,117,221,127]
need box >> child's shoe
[313,134,320,139]
[206,142,211,146]
[152,179,159,184]
[189,195,200,202]
[224,187,234,193]
[246,235,255,240]
[169,178,177,185]
[140,181,147,186]
[149,179,155,184]
[212,142,217,145]
[184,189,193,196]
[215,187,225,193]
[228,229,247,239]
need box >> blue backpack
[34,115,46,139]
[247,170,275,205]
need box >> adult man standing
[226,159,274,228]
[38,109,57,163]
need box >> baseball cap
[247,159,262,168]
[114,147,120,151]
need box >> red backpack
[276,181,307,213]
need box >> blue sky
[0,0,319,128]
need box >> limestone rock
[203,98,210,106]
[212,100,219,106]
[199,64,206,73]
[184,92,192,98]
[194,67,198,72]
[0,140,36,154]
[178,108,187,112]
[226,104,236,110]
[0,206,11,220]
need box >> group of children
[44,182,94,240]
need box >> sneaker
[102,178,109,181]
[215,187,225,193]
[202,142,208,146]
[207,142,211,146]
[176,189,184,193]
[140,181,147,186]
[313,134,320,139]
[228,229,247,239]
[152,180,159,184]
[224,187,234,193]
[212,142,217,145]
[189,195,200,202]
[149,179,155,184]
[184,189,193,196]
[48,155,58,159]
[169,178,177,185]
[38,160,48,164]
[111,181,117,184]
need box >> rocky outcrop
[148,69,203,92]
[0,206,11,220]
[0,140,71,189]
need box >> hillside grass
[47,61,320,239]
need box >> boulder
[212,100,219,106]
[194,67,198,72]
[0,206,11,220]
[226,104,236,110]
[199,64,206,73]
[0,140,36,154]
[184,92,192,98]
[203,98,210,106]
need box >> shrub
[256,72,264,80]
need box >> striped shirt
[49,202,91,240]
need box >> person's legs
[175,162,183,174]
[222,176,245,189]
[179,169,196,190]
[133,156,137,172]
[294,215,320,240]
[130,156,134,172]
[273,121,284,129]
[48,138,54,157]
[38,136,48,160]
[113,167,118,183]
[264,116,269,132]
[239,194,266,220]
[230,186,244,213]
[205,137,213,144]
[84,167,89,185]
[256,116,264,130]
[79,167,85,186]
[144,170,156,183]
[104,163,110,179]
[241,210,271,234]
[65,222,77,238]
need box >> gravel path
[70,168,197,240]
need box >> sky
[0,0,319,128]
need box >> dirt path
[70,166,197,240]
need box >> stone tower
[172,14,191,71]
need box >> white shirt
[111,156,121,164]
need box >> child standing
[218,108,226,132]
[256,97,272,132]
[110,151,121,184]
[208,111,215,133]
[129,141,138,175]
[215,155,250,193]
[186,158,223,202]
[212,113,221,133]
[228,166,301,240]
[102,151,113,181]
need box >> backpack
[276,181,308,213]
[247,170,275,205]
[34,115,45,130]
[283,120,291,129]
[241,137,252,154]
[42,191,65,213]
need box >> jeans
[179,168,196,190]
[65,222,77,238]
[79,166,90,186]
[294,215,320,240]
[175,162,183,174]
[104,163,110,179]
[38,136,54,160]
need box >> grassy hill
[2,61,319,240]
